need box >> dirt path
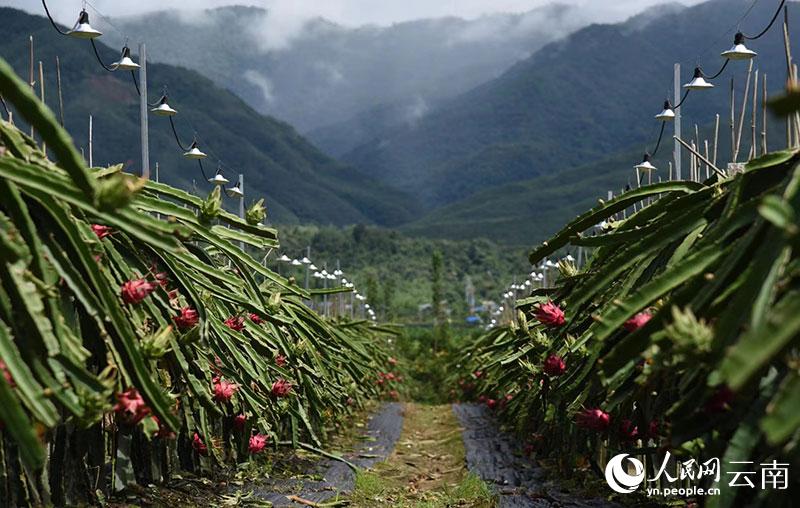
[349,403,495,507]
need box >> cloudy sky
[6,0,700,27]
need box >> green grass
[347,404,497,508]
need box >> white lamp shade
[183,141,207,160]
[113,46,140,71]
[68,10,102,39]
[225,184,243,198]
[655,100,675,121]
[150,96,177,116]
[208,172,229,186]
[721,33,757,60]
[634,153,657,172]
[683,67,714,90]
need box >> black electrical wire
[675,89,691,108]
[197,159,209,181]
[90,39,116,72]
[651,122,666,157]
[169,116,190,151]
[742,0,787,39]
[707,58,730,80]
[41,0,70,36]
[131,71,141,95]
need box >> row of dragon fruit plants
[0,58,404,506]
[452,120,800,505]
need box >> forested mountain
[0,7,415,226]
[343,0,798,213]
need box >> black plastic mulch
[249,402,404,506]
[453,403,621,508]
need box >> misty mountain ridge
[0,7,416,227]
[102,2,593,133]
[342,0,798,220]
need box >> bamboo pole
[734,60,753,162]
[783,6,794,148]
[55,56,65,127]
[750,69,758,160]
[38,61,45,154]
[88,115,93,168]
[29,36,34,138]
[730,77,736,162]
[704,140,710,179]
[674,136,725,178]
[762,73,768,155]
[713,114,720,166]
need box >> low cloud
[242,70,276,105]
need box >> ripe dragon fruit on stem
[173,306,199,330]
[624,311,653,332]
[576,408,611,432]
[271,379,292,398]
[114,388,151,426]
[120,279,156,305]
[543,354,566,376]
[213,379,239,403]
[533,301,566,327]
[248,433,269,454]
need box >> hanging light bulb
[150,95,177,116]
[721,32,757,60]
[309,264,318,271]
[68,10,102,39]
[301,257,311,264]
[208,167,229,186]
[112,46,140,71]
[291,259,302,266]
[634,153,657,172]
[225,182,244,198]
[183,140,207,160]
[278,254,291,262]
[683,67,714,90]
[655,99,675,121]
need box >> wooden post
[783,6,793,148]
[730,77,736,162]
[29,36,34,138]
[734,60,753,162]
[713,114,720,166]
[750,69,758,160]
[88,115,93,167]
[38,61,45,154]
[139,43,150,179]
[674,64,682,180]
[238,174,245,251]
[55,56,65,127]
[762,73,768,155]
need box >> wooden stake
[730,77,736,162]
[750,69,758,160]
[674,136,725,178]
[88,115,93,168]
[783,6,794,148]
[29,35,34,138]
[55,56,65,127]
[762,73,768,155]
[734,60,753,162]
[713,114,720,166]
[704,139,710,179]
[38,61,45,154]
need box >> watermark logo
[605,453,645,494]
[602,451,789,498]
